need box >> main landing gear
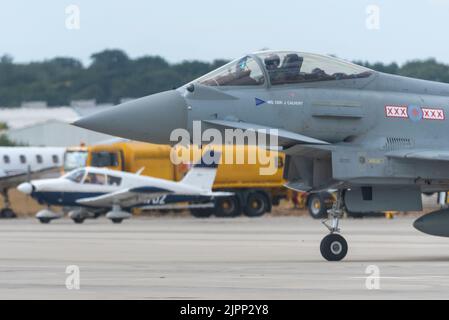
[0,188,17,219]
[106,204,132,224]
[320,191,348,261]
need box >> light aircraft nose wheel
[320,233,348,261]
[320,190,348,261]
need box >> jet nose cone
[17,182,34,195]
[73,90,188,145]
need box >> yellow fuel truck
[84,142,289,218]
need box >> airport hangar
[0,100,115,147]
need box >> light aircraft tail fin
[181,150,221,192]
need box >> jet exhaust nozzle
[413,208,449,237]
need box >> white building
[0,106,78,129]
[1,105,116,147]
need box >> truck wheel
[215,196,241,218]
[190,208,213,218]
[243,192,268,217]
[308,193,328,219]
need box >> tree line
[1,49,449,107]
[0,49,228,107]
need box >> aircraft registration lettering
[255,97,303,107]
[385,105,445,121]
[385,105,408,118]
[422,107,445,120]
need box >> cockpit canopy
[197,51,373,87]
[64,168,122,186]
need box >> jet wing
[76,187,171,208]
[0,166,61,189]
[203,120,329,147]
[386,149,449,161]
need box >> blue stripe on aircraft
[32,191,105,207]
[31,191,217,209]
[130,186,171,193]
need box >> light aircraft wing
[386,149,449,161]
[203,120,330,147]
[76,186,170,208]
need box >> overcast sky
[1,0,449,65]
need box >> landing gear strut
[0,188,16,218]
[320,190,348,261]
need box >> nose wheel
[320,190,348,261]
[320,233,348,261]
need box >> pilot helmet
[264,54,281,69]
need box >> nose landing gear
[320,191,348,261]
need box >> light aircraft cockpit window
[197,56,265,86]
[107,175,122,186]
[84,172,106,185]
[66,169,85,183]
[258,52,372,85]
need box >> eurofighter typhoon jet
[74,50,449,261]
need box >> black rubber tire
[0,208,17,219]
[320,233,348,261]
[111,218,123,224]
[39,218,51,224]
[243,192,268,218]
[72,217,85,224]
[215,196,241,218]
[308,193,328,219]
[190,208,213,218]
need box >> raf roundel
[408,105,423,122]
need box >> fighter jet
[18,150,230,224]
[74,50,449,261]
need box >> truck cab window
[64,150,88,172]
[91,152,119,167]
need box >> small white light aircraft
[18,151,231,224]
[0,147,65,218]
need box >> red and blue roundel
[408,105,423,122]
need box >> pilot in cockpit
[280,54,304,82]
[264,54,281,83]
[264,54,281,70]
